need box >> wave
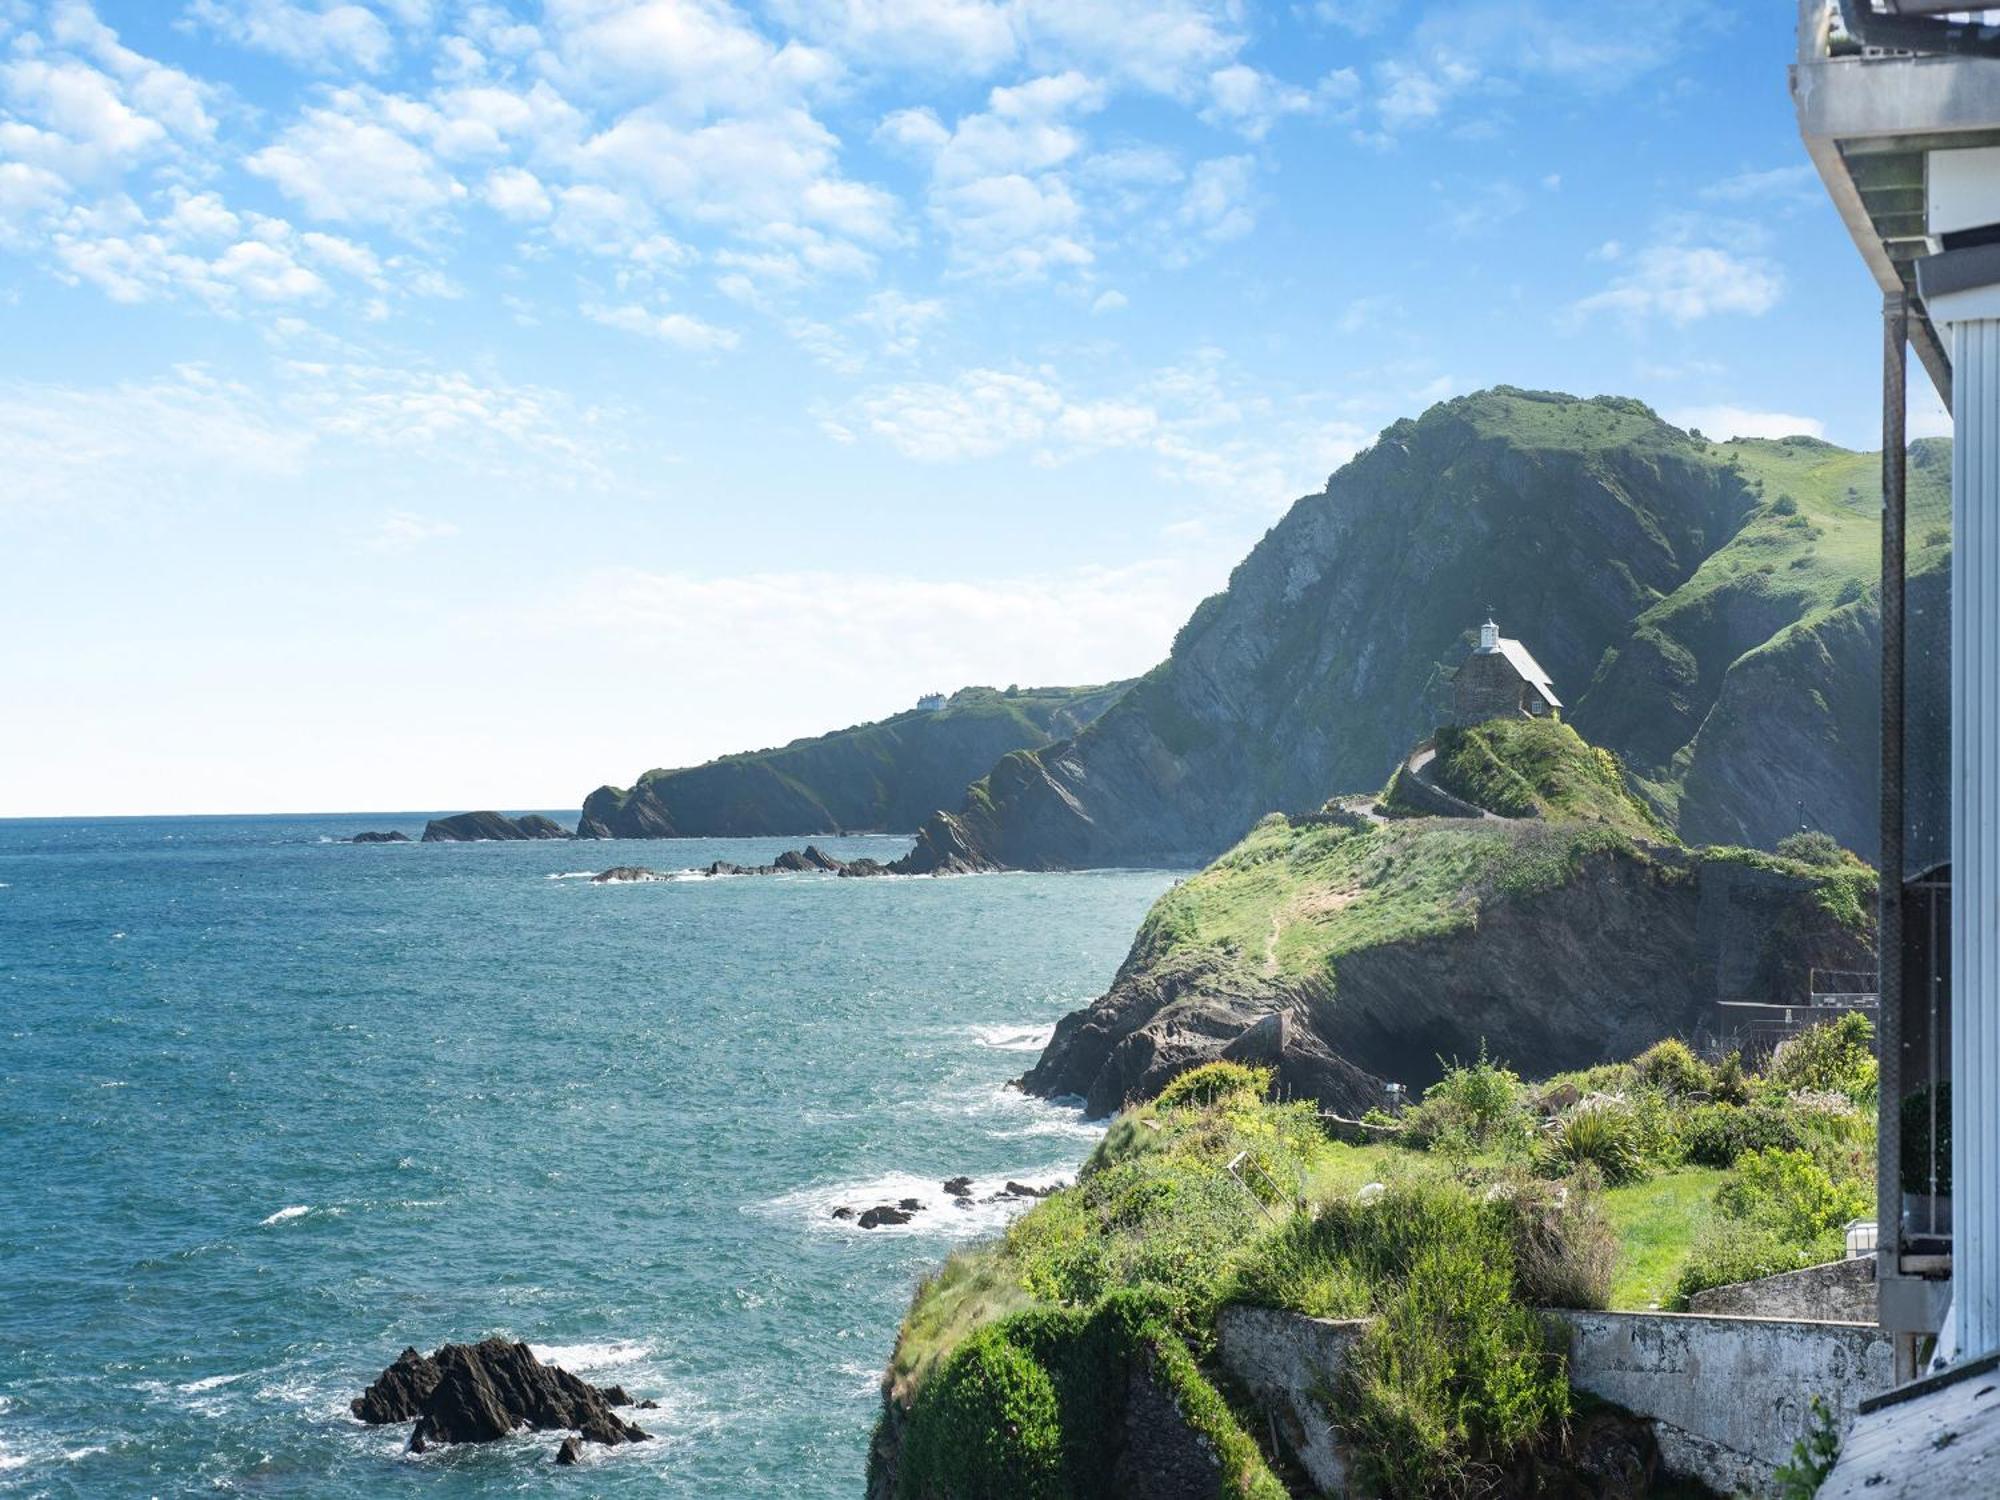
[178,1373,246,1394]
[966,1022,1055,1053]
[751,1167,1073,1241]
[259,1205,312,1226]
[528,1339,656,1376]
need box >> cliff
[897,391,1945,872]
[1021,719,1877,1113]
[576,682,1127,839]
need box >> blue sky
[0,0,1948,816]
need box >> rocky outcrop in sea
[350,830,410,843]
[351,1340,655,1460]
[421,812,572,842]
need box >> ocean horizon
[0,814,1178,1496]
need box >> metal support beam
[1881,294,1909,1319]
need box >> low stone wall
[1687,1254,1876,1323]
[1213,1305,1366,1493]
[1217,1303,1892,1498]
[1550,1309,1893,1496]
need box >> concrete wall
[1687,1255,1876,1324]
[1550,1309,1893,1497]
[1217,1303,1893,1498]
[1213,1305,1365,1494]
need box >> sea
[0,815,1176,1497]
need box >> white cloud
[1666,405,1826,442]
[367,509,460,551]
[187,0,398,74]
[482,164,552,220]
[1200,64,1355,140]
[247,90,467,230]
[1572,243,1782,326]
[1090,288,1126,314]
[541,0,840,115]
[1176,155,1255,245]
[767,0,1018,75]
[1703,163,1820,205]
[583,300,741,351]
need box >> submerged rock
[591,866,667,883]
[351,1339,649,1452]
[555,1436,582,1466]
[350,830,410,844]
[941,1176,972,1196]
[858,1205,914,1229]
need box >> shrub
[1401,1047,1528,1153]
[1635,1038,1712,1098]
[1672,1220,1840,1306]
[1535,1099,1645,1185]
[1680,1103,1802,1168]
[1768,1013,1877,1101]
[897,1324,1066,1499]
[1776,830,1842,865]
[1155,1060,1271,1110]
[1774,1394,1843,1500]
[1340,1237,1569,1498]
[1716,1148,1870,1245]
[1711,1050,1752,1106]
[1489,1171,1616,1311]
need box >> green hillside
[578,682,1129,838]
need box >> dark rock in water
[1002,1182,1054,1199]
[831,1206,856,1220]
[600,1386,630,1407]
[555,1436,582,1466]
[705,861,756,876]
[942,1176,972,1196]
[351,1346,440,1424]
[421,811,572,843]
[354,1339,648,1452]
[351,830,410,844]
[634,1399,660,1411]
[592,867,666,883]
[953,1197,974,1209]
[858,1205,914,1229]
[897,1198,923,1211]
[838,858,891,878]
[772,850,817,872]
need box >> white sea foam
[967,1022,1055,1053]
[178,1373,246,1394]
[260,1205,312,1225]
[529,1340,656,1375]
[754,1167,1074,1240]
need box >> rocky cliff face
[1021,724,1877,1112]
[899,392,1934,873]
[577,682,1127,839]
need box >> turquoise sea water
[0,815,1175,1497]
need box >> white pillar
[1949,311,2000,1359]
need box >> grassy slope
[1427,718,1671,839]
[1602,1168,1727,1310]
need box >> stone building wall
[1452,652,1531,724]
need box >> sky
[0,0,1953,817]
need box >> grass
[1427,718,1672,840]
[1601,1168,1727,1309]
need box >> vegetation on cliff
[1023,718,1877,1109]
[899,390,1939,874]
[579,682,1127,839]
[877,1018,1878,1497]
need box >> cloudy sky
[0,0,1947,816]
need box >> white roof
[1496,637,1561,709]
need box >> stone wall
[1550,1309,1893,1496]
[1213,1305,1366,1493]
[1452,653,1530,725]
[1216,1303,1893,1498]
[1687,1255,1876,1323]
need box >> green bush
[1340,1237,1569,1498]
[1775,830,1842,865]
[1681,1103,1803,1168]
[1154,1060,1272,1110]
[1488,1171,1616,1310]
[1535,1099,1646,1185]
[895,1295,1287,1500]
[1635,1038,1712,1098]
[1711,1050,1752,1106]
[897,1324,1066,1499]
[1401,1046,1528,1153]
[1717,1148,1870,1245]
[1673,1220,1840,1306]
[1768,1013,1877,1101]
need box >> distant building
[1451,619,1560,725]
[916,692,947,713]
